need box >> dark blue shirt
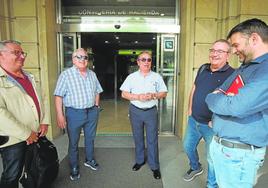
[206,53,268,147]
[192,63,234,124]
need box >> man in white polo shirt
[120,51,167,179]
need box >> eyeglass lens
[209,49,228,54]
[14,51,27,57]
[0,50,27,57]
[139,58,152,62]
[75,55,88,61]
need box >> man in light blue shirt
[120,51,167,179]
[206,18,268,188]
[54,48,103,181]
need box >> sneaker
[70,167,80,181]
[84,159,99,171]
[183,167,203,181]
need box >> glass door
[58,33,81,71]
[157,34,178,134]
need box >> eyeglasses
[0,50,27,57]
[74,55,88,61]
[138,58,152,62]
[209,49,229,54]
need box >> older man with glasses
[0,40,48,188]
[120,51,167,179]
[54,48,103,181]
[183,39,234,188]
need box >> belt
[85,106,95,110]
[131,104,156,111]
[67,106,95,112]
[214,136,261,150]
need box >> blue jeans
[183,116,217,188]
[0,141,26,188]
[65,106,99,169]
[210,138,266,188]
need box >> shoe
[70,167,80,181]
[152,169,161,179]
[132,162,145,171]
[84,159,99,171]
[183,167,203,181]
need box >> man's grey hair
[72,48,87,58]
[213,39,231,52]
[137,51,152,59]
[0,40,21,50]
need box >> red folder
[220,75,244,95]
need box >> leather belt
[85,105,97,112]
[131,104,156,111]
[214,135,261,150]
[85,105,95,110]
[66,106,95,112]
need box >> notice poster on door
[164,39,174,52]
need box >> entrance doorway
[81,33,157,100]
[58,32,178,135]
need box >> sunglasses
[138,58,152,63]
[74,55,89,61]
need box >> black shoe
[132,162,145,171]
[152,169,161,179]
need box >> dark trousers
[0,141,26,188]
[65,106,99,169]
[129,104,160,170]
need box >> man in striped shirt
[54,48,103,181]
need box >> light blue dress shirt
[206,53,268,147]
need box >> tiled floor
[54,134,208,188]
[97,99,132,134]
[1,134,268,188]
[53,134,268,188]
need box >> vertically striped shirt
[54,66,103,109]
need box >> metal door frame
[58,32,81,72]
[157,33,178,135]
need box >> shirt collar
[72,65,89,74]
[250,53,268,64]
[138,70,152,76]
[206,63,231,72]
[0,66,30,80]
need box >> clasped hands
[138,93,156,101]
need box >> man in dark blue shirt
[206,18,268,188]
[183,39,234,188]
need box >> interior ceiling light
[116,0,130,2]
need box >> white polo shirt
[120,70,168,108]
